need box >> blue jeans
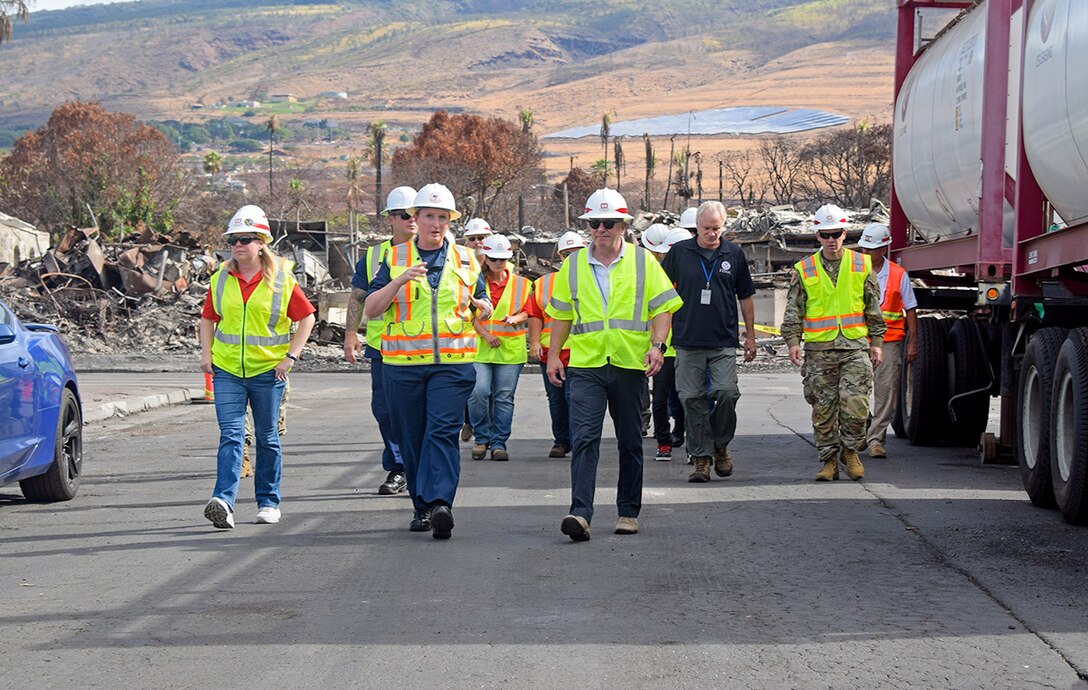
[540,363,572,448]
[568,365,645,524]
[385,363,475,512]
[368,350,403,472]
[212,366,286,510]
[468,362,522,450]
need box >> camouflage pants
[802,349,873,463]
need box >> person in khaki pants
[856,224,917,458]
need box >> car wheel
[20,387,82,502]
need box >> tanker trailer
[891,0,1088,524]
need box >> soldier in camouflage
[780,204,886,481]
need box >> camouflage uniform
[780,254,885,463]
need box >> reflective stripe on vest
[476,272,532,364]
[795,249,870,342]
[881,260,907,342]
[210,259,295,377]
[534,272,557,348]
[380,240,479,365]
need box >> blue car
[0,300,82,502]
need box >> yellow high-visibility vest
[795,249,870,342]
[476,272,532,364]
[380,240,480,365]
[546,244,682,371]
[210,260,296,377]
[533,272,557,349]
[363,239,392,351]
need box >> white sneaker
[204,497,234,529]
[255,506,281,524]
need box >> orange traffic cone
[193,372,215,405]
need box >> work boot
[241,444,253,479]
[713,448,733,477]
[548,444,569,458]
[816,457,840,481]
[843,449,865,481]
[460,422,473,442]
[378,470,406,495]
[471,443,488,460]
[491,448,509,462]
[868,440,887,458]
[688,456,712,483]
[670,427,685,448]
[561,514,590,542]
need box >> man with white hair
[661,200,757,482]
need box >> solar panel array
[543,107,849,139]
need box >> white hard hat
[812,204,849,231]
[578,187,634,221]
[640,223,671,252]
[858,223,892,248]
[480,233,513,260]
[556,231,586,253]
[662,228,693,251]
[382,186,417,216]
[225,204,272,239]
[678,207,699,229]
[408,182,462,221]
[463,217,493,237]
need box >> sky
[31,0,116,10]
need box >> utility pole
[562,182,570,229]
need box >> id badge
[700,289,712,305]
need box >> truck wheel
[20,387,83,502]
[1050,328,1088,524]
[902,317,950,445]
[1017,328,1067,508]
[946,318,991,446]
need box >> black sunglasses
[391,211,412,220]
[227,235,258,246]
[817,230,845,240]
[588,220,618,230]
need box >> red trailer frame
[890,0,1088,292]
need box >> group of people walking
[199,187,916,541]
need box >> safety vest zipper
[430,276,440,365]
[240,297,247,377]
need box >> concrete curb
[83,388,204,424]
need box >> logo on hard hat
[244,218,253,226]
[600,202,609,210]
[430,193,441,202]
[825,214,834,221]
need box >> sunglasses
[227,236,259,246]
[817,230,845,240]
[391,211,412,220]
[588,220,618,230]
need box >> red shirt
[201,269,316,323]
[524,286,570,366]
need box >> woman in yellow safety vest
[198,205,316,530]
[468,233,533,462]
[364,183,493,539]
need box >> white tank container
[1022,0,1088,228]
[893,2,1021,246]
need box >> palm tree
[202,151,222,177]
[613,136,624,194]
[518,108,533,134]
[0,1,30,44]
[368,121,387,221]
[599,113,612,174]
[346,157,362,264]
[591,159,613,185]
[643,133,655,211]
[266,114,279,201]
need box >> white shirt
[875,259,917,311]
[586,241,626,309]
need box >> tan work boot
[713,448,733,477]
[843,449,865,481]
[241,444,253,479]
[688,456,712,483]
[471,443,488,460]
[868,440,887,458]
[816,457,839,481]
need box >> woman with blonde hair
[199,205,315,529]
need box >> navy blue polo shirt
[661,237,755,348]
[368,240,487,298]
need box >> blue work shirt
[660,237,755,348]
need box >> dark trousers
[651,356,684,445]
[384,363,475,512]
[540,363,572,448]
[368,351,403,473]
[568,365,645,523]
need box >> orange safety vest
[881,260,907,343]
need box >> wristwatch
[285,353,299,362]
[652,342,668,354]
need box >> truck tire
[902,317,950,445]
[946,318,991,446]
[1050,328,1088,525]
[20,387,82,502]
[1017,327,1067,508]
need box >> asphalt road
[3,371,1088,689]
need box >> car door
[0,304,37,480]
